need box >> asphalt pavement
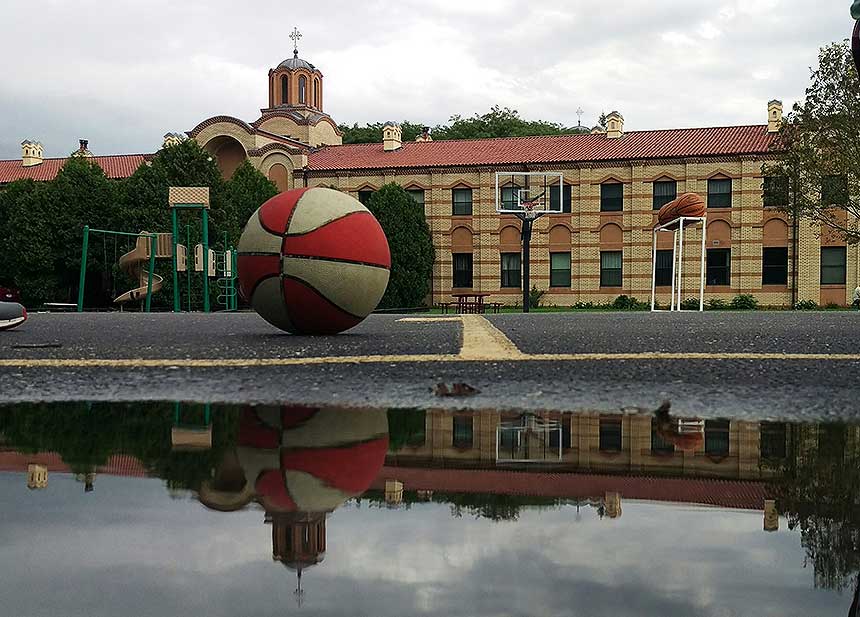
[0,311,858,420]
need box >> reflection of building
[388,410,787,480]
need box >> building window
[653,180,677,210]
[760,422,787,460]
[500,186,520,211]
[299,76,307,104]
[500,252,521,288]
[453,416,473,448]
[651,418,675,454]
[600,183,623,212]
[550,252,571,287]
[600,251,622,287]
[763,176,789,207]
[358,189,374,205]
[655,249,673,286]
[762,247,788,285]
[599,418,622,451]
[548,416,572,450]
[280,75,289,104]
[708,178,732,208]
[549,184,572,213]
[822,175,848,206]
[453,253,473,288]
[407,188,425,209]
[452,188,473,215]
[704,419,730,456]
[706,248,731,286]
[821,246,846,285]
[313,79,319,107]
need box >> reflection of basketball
[237,188,391,334]
[657,192,706,226]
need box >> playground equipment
[113,231,173,304]
[76,187,238,312]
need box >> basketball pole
[521,215,532,313]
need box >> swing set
[75,187,238,313]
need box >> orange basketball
[657,192,706,226]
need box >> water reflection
[1,402,859,615]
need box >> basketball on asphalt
[237,187,390,334]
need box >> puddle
[0,402,858,616]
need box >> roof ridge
[322,124,769,149]
[0,153,151,164]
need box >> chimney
[382,121,402,151]
[415,126,433,142]
[767,100,783,133]
[73,139,93,158]
[21,140,44,167]
[605,111,624,139]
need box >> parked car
[0,286,21,303]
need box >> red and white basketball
[238,187,391,334]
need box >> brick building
[2,46,856,307]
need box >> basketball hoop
[521,201,539,219]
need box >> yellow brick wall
[305,155,854,307]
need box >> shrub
[794,299,818,310]
[730,294,759,310]
[572,301,595,309]
[612,294,648,310]
[706,298,727,310]
[825,302,842,310]
[529,285,546,309]
[680,297,701,310]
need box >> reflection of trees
[0,403,239,490]
[386,409,426,451]
[774,422,860,605]
[359,490,561,522]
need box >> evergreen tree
[225,160,278,240]
[366,183,434,308]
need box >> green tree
[339,121,427,144]
[432,105,586,140]
[225,160,278,239]
[2,180,61,304]
[366,183,434,309]
[764,40,860,242]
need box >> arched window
[280,75,289,105]
[299,76,307,104]
[313,78,319,107]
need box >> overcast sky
[0,0,852,159]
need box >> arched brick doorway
[268,163,289,192]
[202,135,246,180]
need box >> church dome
[278,51,316,71]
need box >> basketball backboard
[496,414,562,463]
[495,172,564,217]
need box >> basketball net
[521,200,539,219]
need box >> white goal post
[650,216,707,312]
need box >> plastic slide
[114,233,164,304]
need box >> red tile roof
[0,154,148,184]
[372,466,770,510]
[308,125,778,172]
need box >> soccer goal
[496,414,562,463]
[650,216,707,312]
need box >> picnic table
[452,292,493,314]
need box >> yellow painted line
[0,351,859,369]
[459,314,527,360]
[396,317,461,322]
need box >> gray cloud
[0,1,851,158]
[0,471,853,616]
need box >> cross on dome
[290,27,302,57]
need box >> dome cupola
[268,27,324,111]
